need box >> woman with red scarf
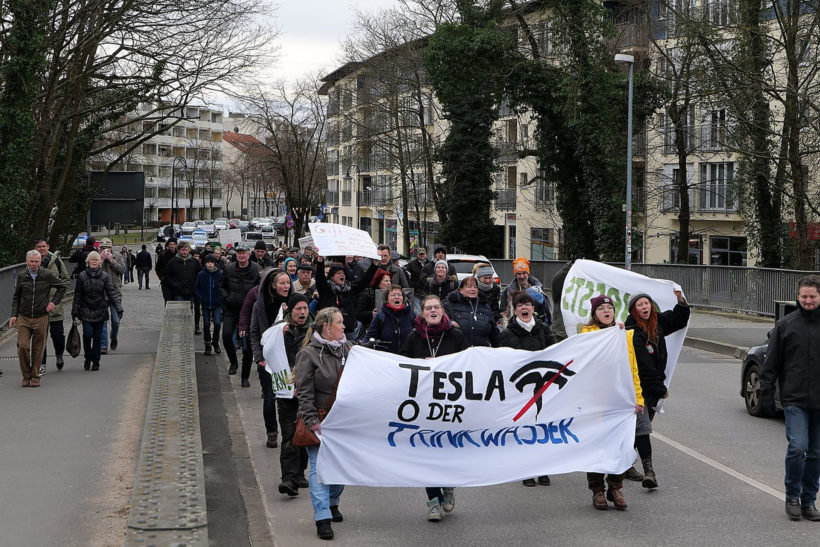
[400,294,468,522]
[364,285,415,353]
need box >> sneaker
[592,490,608,510]
[295,476,309,488]
[801,504,820,521]
[39,364,47,376]
[426,499,442,522]
[786,498,802,520]
[56,356,64,370]
[110,338,118,350]
[441,488,455,513]
[278,480,299,497]
[266,432,278,448]
[330,505,343,522]
[624,465,643,482]
[522,478,537,487]
[315,518,334,540]
[538,475,551,486]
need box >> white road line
[653,432,785,501]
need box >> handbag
[292,371,342,447]
[67,321,82,358]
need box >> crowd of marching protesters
[143,234,692,540]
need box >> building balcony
[325,190,339,207]
[493,188,516,211]
[341,190,352,206]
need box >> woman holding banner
[498,291,555,487]
[294,307,351,540]
[625,289,689,490]
[581,295,644,511]
[444,276,500,347]
[400,294,468,522]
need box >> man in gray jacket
[761,274,820,522]
[10,250,68,387]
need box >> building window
[701,108,727,150]
[535,178,555,208]
[669,235,703,264]
[710,236,746,266]
[699,162,735,212]
[531,228,554,260]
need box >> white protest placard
[317,328,638,487]
[308,223,379,259]
[298,235,314,253]
[559,259,688,392]
[261,322,294,398]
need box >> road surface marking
[654,432,785,501]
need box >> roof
[223,131,269,156]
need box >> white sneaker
[441,488,455,513]
[39,364,47,376]
[426,498,442,522]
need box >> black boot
[316,518,334,540]
[204,344,212,356]
[641,458,658,489]
[212,341,221,354]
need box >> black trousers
[257,366,280,435]
[276,397,307,481]
[41,320,65,365]
[193,295,201,329]
[222,311,252,379]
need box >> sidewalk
[685,309,773,357]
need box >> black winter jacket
[364,303,416,354]
[155,249,177,281]
[761,304,820,409]
[443,291,500,347]
[165,255,202,299]
[625,302,690,402]
[400,324,468,359]
[478,282,502,322]
[250,268,291,363]
[498,318,555,351]
[315,260,375,333]
[220,261,261,314]
[72,269,122,323]
[135,250,153,269]
[423,275,458,302]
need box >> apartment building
[90,103,225,224]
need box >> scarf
[328,278,351,294]
[516,316,536,332]
[477,279,494,292]
[87,266,102,278]
[313,331,347,348]
[385,301,405,312]
[414,314,451,340]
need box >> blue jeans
[784,406,820,505]
[202,307,221,344]
[100,301,121,348]
[82,321,104,363]
[306,445,344,521]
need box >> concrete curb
[684,336,747,359]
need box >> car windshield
[449,261,481,274]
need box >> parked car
[191,231,209,250]
[238,220,250,232]
[213,219,228,231]
[72,233,89,248]
[181,222,197,235]
[244,231,264,245]
[229,218,240,229]
[156,224,180,242]
[199,223,217,237]
[446,254,501,285]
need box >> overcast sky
[270,0,399,83]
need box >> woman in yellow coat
[581,295,644,511]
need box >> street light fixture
[615,53,635,270]
[171,156,187,229]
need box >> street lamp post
[344,164,360,233]
[171,156,187,231]
[615,53,635,270]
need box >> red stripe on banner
[512,360,574,422]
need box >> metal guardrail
[125,301,207,545]
[490,259,813,317]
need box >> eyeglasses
[423,305,442,311]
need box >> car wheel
[744,363,769,417]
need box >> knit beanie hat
[288,292,309,310]
[589,295,614,316]
[628,293,652,312]
[434,259,448,272]
[327,263,345,279]
[513,257,530,274]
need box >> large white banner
[262,323,295,398]
[317,328,638,487]
[560,259,688,390]
[308,223,380,259]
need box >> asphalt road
[232,346,817,547]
